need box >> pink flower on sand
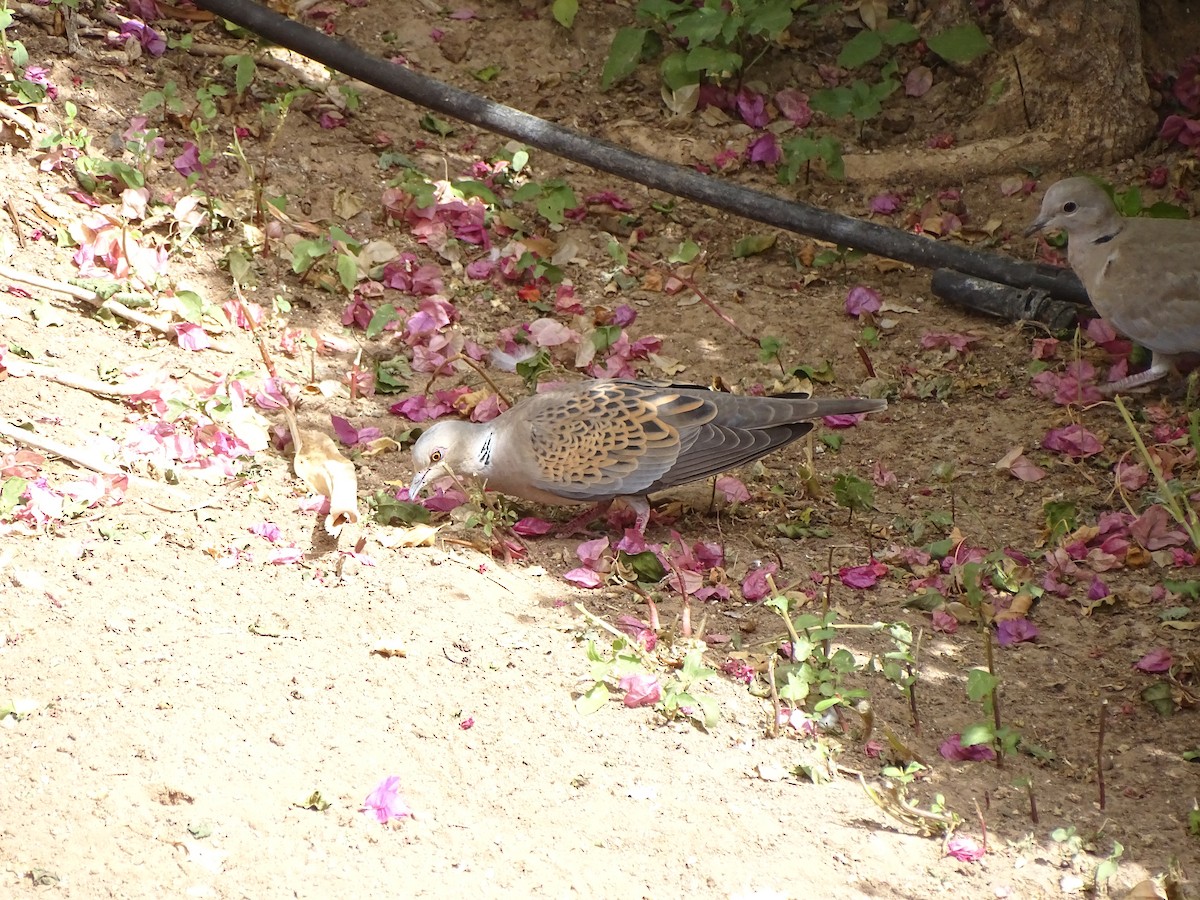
[619,673,662,708]
[945,835,985,862]
[362,775,412,824]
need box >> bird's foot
[1101,365,1169,395]
[554,501,613,538]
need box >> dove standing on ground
[408,379,887,533]
[1025,177,1200,392]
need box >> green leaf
[173,290,207,324]
[837,30,883,69]
[732,232,776,258]
[1042,499,1077,545]
[576,682,610,714]
[1164,579,1200,600]
[223,54,256,97]
[926,24,990,64]
[832,473,874,514]
[1,476,28,517]
[685,46,742,77]
[602,27,649,90]
[959,722,994,747]
[552,0,577,28]
[966,667,998,702]
[473,65,502,83]
[514,349,551,392]
[1140,681,1174,716]
[418,113,455,137]
[744,0,793,39]
[365,303,400,339]
[617,549,667,584]
[660,50,698,91]
[371,493,431,526]
[809,87,853,119]
[373,359,409,394]
[668,240,701,264]
[1146,201,1190,220]
[880,20,919,45]
[336,253,358,292]
[758,334,784,362]
[294,791,331,811]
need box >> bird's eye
[430,450,443,463]
[1063,201,1077,213]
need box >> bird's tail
[808,397,888,417]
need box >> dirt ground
[2,2,1198,898]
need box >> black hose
[192,0,1090,306]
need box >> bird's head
[1024,177,1117,239]
[408,420,489,499]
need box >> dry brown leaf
[1126,545,1152,568]
[284,406,359,536]
[995,592,1034,622]
[376,523,442,548]
[371,636,408,658]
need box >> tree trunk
[999,0,1156,163]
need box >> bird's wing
[524,381,716,500]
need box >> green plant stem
[1114,394,1200,549]
[573,603,656,668]
[985,627,1002,768]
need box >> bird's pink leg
[1102,351,1174,395]
[555,500,613,538]
[624,496,651,534]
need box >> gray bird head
[408,419,489,498]
[1024,177,1118,238]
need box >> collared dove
[1025,177,1200,392]
[408,379,887,533]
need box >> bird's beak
[1023,217,1048,238]
[408,468,431,500]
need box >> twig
[974,798,989,853]
[0,264,234,350]
[985,626,1003,768]
[1025,778,1039,824]
[5,197,24,247]
[855,343,876,378]
[822,546,834,659]
[3,357,151,398]
[1114,395,1200,549]
[0,419,122,475]
[232,280,277,378]
[908,627,923,736]
[0,101,48,137]
[1097,698,1108,810]
[767,651,780,738]
[573,603,656,668]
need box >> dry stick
[1097,698,1108,811]
[0,264,234,350]
[628,253,762,353]
[4,357,154,398]
[0,101,48,138]
[573,603,656,668]
[1026,778,1039,824]
[232,280,277,379]
[822,546,834,660]
[985,626,1003,769]
[0,419,122,475]
[6,197,25,247]
[855,343,876,379]
[426,354,511,408]
[908,627,924,736]
[767,652,780,738]
[974,799,989,853]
